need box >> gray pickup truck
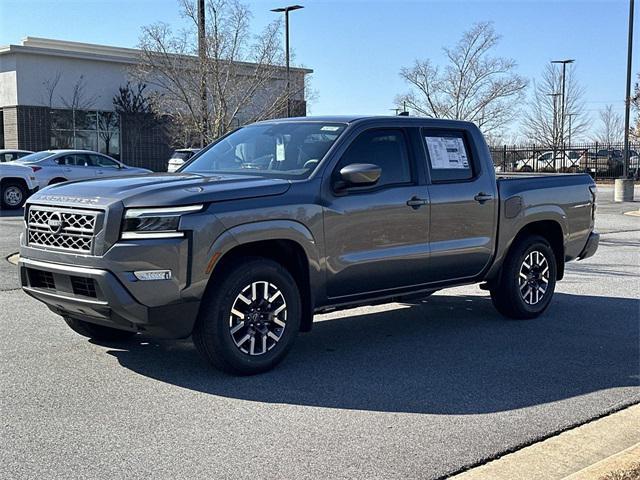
[19,116,599,375]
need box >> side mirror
[336,163,381,190]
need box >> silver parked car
[11,150,152,188]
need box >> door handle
[474,192,493,203]
[406,197,428,209]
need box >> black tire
[193,257,301,375]
[490,235,557,319]
[48,178,67,186]
[1,181,27,209]
[63,316,136,341]
[520,165,533,173]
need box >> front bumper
[20,258,199,338]
[578,231,600,260]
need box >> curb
[449,403,640,480]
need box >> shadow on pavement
[0,207,24,217]
[105,292,640,414]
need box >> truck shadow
[105,292,640,414]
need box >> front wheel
[1,181,27,209]
[193,258,301,375]
[490,235,557,319]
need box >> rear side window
[336,129,412,188]
[423,130,474,182]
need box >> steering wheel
[303,159,319,169]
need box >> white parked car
[0,149,34,162]
[167,148,201,172]
[515,150,581,172]
[11,150,152,188]
[0,162,39,208]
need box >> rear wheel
[490,235,557,319]
[1,181,27,209]
[63,317,136,341]
[193,257,301,375]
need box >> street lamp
[271,4,304,117]
[551,59,575,148]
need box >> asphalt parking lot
[1,186,638,480]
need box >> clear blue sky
[1,0,637,136]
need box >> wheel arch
[203,221,321,332]
[48,177,68,185]
[507,220,565,280]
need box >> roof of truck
[256,115,476,127]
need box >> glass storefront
[50,109,120,160]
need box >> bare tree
[135,0,303,144]
[632,72,639,141]
[593,104,624,146]
[396,22,527,134]
[60,75,98,111]
[522,63,589,147]
[41,71,62,108]
[113,82,164,163]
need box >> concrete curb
[450,404,640,480]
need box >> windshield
[182,122,347,179]
[12,151,56,164]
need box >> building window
[50,109,120,160]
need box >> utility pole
[198,0,207,145]
[271,5,304,117]
[617,0,635,201]
[551,59,575,147]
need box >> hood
[26,172,292,209]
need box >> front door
[323,128,431,299]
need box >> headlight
[121,204,203,239]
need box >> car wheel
[48,178,67,185]
[193,257,301,375]
[490,235,557,319]
[1,181,27,209]
[520,165,533,172]
[63,316,137,341]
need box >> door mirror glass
[338,163,381,188]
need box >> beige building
[0,37,311,170]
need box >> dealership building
[0,37,311,170]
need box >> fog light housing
[133,270,172,281]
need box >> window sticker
[425,136,469,169]
[320,125,341,132]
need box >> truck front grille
[27,207,100,254]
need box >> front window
[182,122,346,179]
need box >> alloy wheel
[518,250,550,305]
[228,281,287,356]
[4,187,23,207]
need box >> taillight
[30,166,42,172]
[589,185,597,220]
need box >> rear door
[322,127,431,298]
[421,128,498,282]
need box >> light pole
[566,112,577,147]
[548,92,561,170]
[551,59,575,148]
[617,0,635,201]
[271,5,304,118]
[198,0,207,145]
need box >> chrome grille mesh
[27,207,99,254]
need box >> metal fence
[489,142,640,180]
